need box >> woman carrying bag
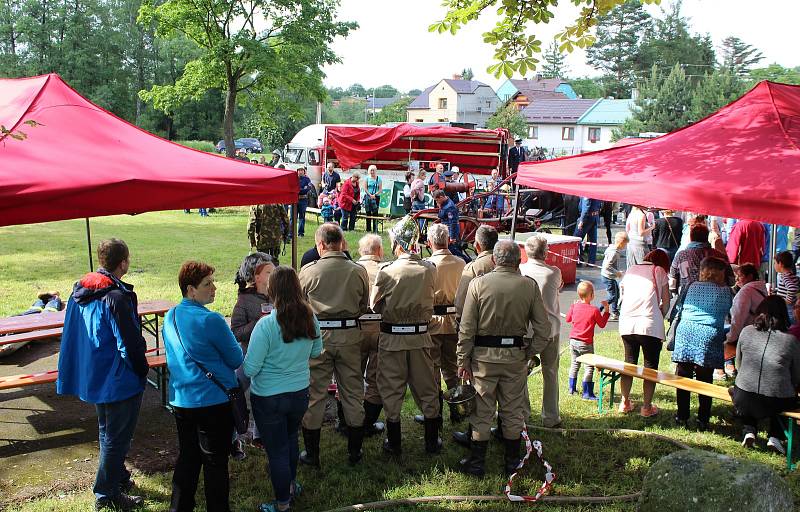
[163,261,244,512]
[364,165,383,233]
[243,266,322,512]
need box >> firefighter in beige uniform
[371,216,441,455]
[299,223,369,467]
[457,240,551,477]
[412,223,465,425]
[356,234,386,436]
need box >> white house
[575,99,637,151]
[406,78,500,128]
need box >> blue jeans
[252,388,309,506]
[573,217,598,264]
[94,392,143,500]
[341,207,356,231]
[297,199,308,236]
[602,276,620,315]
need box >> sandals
[618,399,635,414]
[640,404,659,418]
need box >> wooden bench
[0,327,63,347]
[577,353,800,470]
[0,354,167,392]
[305,206,388,232]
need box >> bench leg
[784,417,796,471]
[597,370,619,414]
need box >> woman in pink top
[618,250,671,417]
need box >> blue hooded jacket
[57,269,148,404]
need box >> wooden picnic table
[0,299,175,336]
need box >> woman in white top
[625,206,654,269]
[618,249,672,417]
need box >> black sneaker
[119,479,135,494]
[95,493,144,511]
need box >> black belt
[380,322,428,335]
[475,335,524,348]
[319,318,359,330]
[433,304,457,315]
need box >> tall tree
[585,0,651,98]
[373,84,399,98]
[461,67,474,81]
[486,103,527,140]
[541,39,568,78]
[371,97,412,125]
[720,36,763,76]
[617,63,695,137]
[689,69,747,120]
[430,0,659,77]
[748,64,800,85]
[138,0,356,157]
[347,83,366,97]
[569,77,605,99]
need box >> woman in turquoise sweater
[244,266,322,512]
[163,261,243,512]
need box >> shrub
[175,140,216,153]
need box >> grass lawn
[2,211,800,510]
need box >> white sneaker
[741,432,755,448]
[767,436,786,455]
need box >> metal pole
[769,223,778,288]
[316,101,322,124]
[510,180,520,241]
[85,218,94,272]
[291,201,298,270]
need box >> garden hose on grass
[322,344,692,512]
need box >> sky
[322,0,800,93]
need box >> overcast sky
[322,0,800,93]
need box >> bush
[175,140,216,153]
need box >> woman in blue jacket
[164,261,243,512]
[244,266,322,512]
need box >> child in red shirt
[566,281,610,400]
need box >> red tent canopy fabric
[0,73,298,227]
[517,81,800,226]
[325,124,508,174]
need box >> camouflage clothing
[248,204,289,260]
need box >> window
[308,149,320,165]
[561,127,575,141]
[438,98,448,109]
[284,148,305,164]
[528,126,538,139]
[588,127,601,143]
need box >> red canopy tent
[325,124,509,175]
[517,81,800,227]
[0,73,298,227]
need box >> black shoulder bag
[171,313,249,435]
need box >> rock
[638,449,793,512]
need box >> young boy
[320,197,335,223]
[600,231,628,320]
[565,281,610,400]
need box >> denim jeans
[94,392,143,500]
[297,199,308,236]
[573,216,598,264]
[170,402,234,512]
[251,388,309,506]
[341,207,356,231]
[601,276,620,314]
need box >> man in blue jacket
[57,239,148,511]
[434,190,469,263]
[573,197,602,265]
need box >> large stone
[638,449,793,512]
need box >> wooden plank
[397,136,502,144]
[0,355,168,391]
[383,148,500,157]
[0,327,62,346]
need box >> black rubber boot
[362,401,385,437]
[452,423,472,448]
[347,425,364,465]
[424,417,443,454]
[383,420,402,456]
[299,427,321,467]
[336,399,348,437]
[504,437,523,476]
[458,440,488,477]
[449,401,465,424]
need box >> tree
[616,63,694,137]
[585,0,651,99]
[429,0,658,78]
[720,36,763,76]
[541,39,568,78]
[347,83,366,97]
[689,69,747,120]
[461,67,474,81]
[486,103,527,140]
[749,64,800,85]
[371,97,412,125]
[569,77,605,99]
[138,0,356,157]
[373,84,399,98]
[408,88,423,97]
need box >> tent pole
[509,181,520,241]
[769,223,778,288]
[291,202,298,270]
[85,218,94,272]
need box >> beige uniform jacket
[299,251,369,346]
[454,250,495,319]
[370,253,436,351]
[519,259,563,338]
[426,249,466,335]
[457,266,551,366]
[357,255,382,334]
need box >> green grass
[3,213,800,510]
[0,209,392,317]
